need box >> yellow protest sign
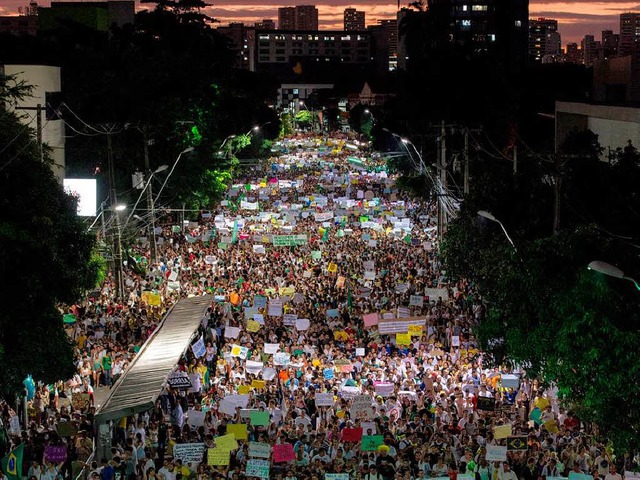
[247,320,261,333]
[544,420,559,434]
[327,262,338,273]
[334,330,348,341]
[141,291,162,306]
[251,380,266,389]
[238,385,251,395]
[396,333,411,345]
[311,359,322,367]
[260,181,267,188]
[494,424,512,439]
[227,423,248,440]
[207,448,230,466]
[214,434,238,452]
[280,287,295,296]
[408,325,423,336]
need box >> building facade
[344,8,365,31]
[619,13,640,56]
[529,18,560,63]
[38,0,134,31]
[278,5,319,31]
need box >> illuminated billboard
[63,178,97,216]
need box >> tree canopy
[440,134,640,450]
[0,75,100,395]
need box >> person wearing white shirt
[498,463,519,480]
[604,464,622,480]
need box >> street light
[478,210,517,252]
[154,147,195,205]
[115,204,126,211]
[123,164,168,232]
[588,261,640,291]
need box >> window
[293,89,299,94]
[341,35,351,41]
[472,5,487,11]
[462,5,468,11]
[515,20,522,27]
[258,34,269,40]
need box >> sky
[1,0,638,45]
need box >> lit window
[462,5,468,11]
[515,20,522,27]
[472,5,487,11]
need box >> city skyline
[0,0,638,44]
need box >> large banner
[272,234,308,246]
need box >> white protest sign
[315,392,335,407]
[225,326,241,339]
[424,287,449,300]
[374,382,395,397]
[283,313,297,326]
[268,300,283,317]
[248,442,271,459]
[409,295,424,307]
[485,445,508,462]
[273,352,291,366]
[173,443,205,464]
[262,367,277,381]
[355,347,365,356]
[264,343,279,354]
[350,395,374,419]
[295,318,310,331]
[187,409,206,427]
[245,360,264,375]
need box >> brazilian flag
[1,444,23,480]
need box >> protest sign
[501,374,520,389]
[362,313,379,327]
[252,380,266,389]
[44,445,67,463]
[424,287,449,300]
[355,347,365,356]
[323,368,334,380]
[341,427,363,442]
[274,352,291,366]
[409,295,424,307]
[227,423,248,440]
[374,382,394,397]
[568,474,593,480]
[268,300,283,317]
[273,444,295,462]
[506,436,528,451]
[263,343,279,354]
[247,320,261,332]
[248,442,271,459]
[187,409,206,427]
[486,445,508,462]
[191,336,206,358]
[246,459,270,479]
[408,324,423,336]
[283,313,297,326]
[396,333,411,345]
[451,335,460,347]
[315,392,335,407]
[351,395,374,419]
[295,318,310,330]
[250,411,270,427]
[494,424,512,439]
[207,448,230,466]
[173,443,205,464]
[214,434,238,452]
[477,396,496,411]
[325,475,349,480]
[361,435,384,451]
[225,326,240,339]
[377,316,427,334]
[167,372,191,390]
[245,360,263,375]
[230,344,249,359]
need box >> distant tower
[344,8,365,31]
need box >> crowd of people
[1,133,637,480]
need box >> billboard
[63,178,97,216]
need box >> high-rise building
[255,19,275,30]
[564,43,581,64]
[38,0,134,31]
[344,8,365,31]
[602,29,619,58]
[398,0,529,74]
[619,13,640,56]
[278,5,319,31]
[278,7,296,30]
[295,5,318,30]
[216,23,254,70]
[529,18,560,63]
[581,34,600,66]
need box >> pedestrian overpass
[93,295,212,459]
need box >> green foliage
[441,138,640,451]
[0,73,33,103]
[279,113,294,138]
[89,251,108,287]
[0,105,97,395]
[294,109,313,127]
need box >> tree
[440,138,640,451]
[294,110,314,130]
[0,76,99,395]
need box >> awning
[94,295,212,423]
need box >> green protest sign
[272,235,308,247]
[361,435,384,451]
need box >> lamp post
[123,164,168,265]
[477,210,517,252]
[113,204,126,301]
[587,261,640,291]
[155,147,195,205]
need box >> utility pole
[513,145,518,175]
[107,133,124,301]
[437,121,448,238]
[463,128,469,195]
[143,126,158,265]
[15,104,43,162]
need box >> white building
[2,64,65,182]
